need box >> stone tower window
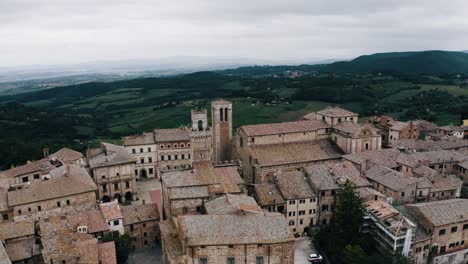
[198,120,203,131]
[220,108,224,122]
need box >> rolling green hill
[218,51,468,75]
[322,50,468,74]
[1,51,468,169]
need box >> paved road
[126,244,163,264]
[295,237,316,264]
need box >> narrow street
[294,237,315,264]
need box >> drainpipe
[268,244,271,264]
[245,244,247,264]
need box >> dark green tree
[331,180,364,243]
[102,232,133,264]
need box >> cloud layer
[1,0,468,67]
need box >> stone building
[88,142,137,203]
[252,183,286,214]
[100,201,125,235]
[160,213,295,264]
[407,150,466,175]
[123,132,158,179]
[367,116,420,146]
[211,99,233,163]
[331,121,382,154]
[0,157,63,187]
[7,164,97,217]
[0,220,41,263]
[50,147,87,166]
[306,160,371,225]
[236,106,382,183]
[246,140,343,184]
[121,203,160,249]
[0,189,11,222]
[0,242,11,264]
[235,117,340,183]
[437,125,465,139]
[39,214,117,264]
[366,165,419,204]
[365,163,462,205]
[274,171,317,235]
[314,106,359,126]
[406,199,468,264]
[190,109,213,162]
[155,128,192,174]
[388,121,420,145]
[161,162,244,219]
[454,159,468,184]
[204,193,262,215]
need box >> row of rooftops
[254,160,373,206]
[239,106,362,137]
[0,201,159,263]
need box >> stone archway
[102,195,111,203]
[125,192,133,202]
[140,168,148,178]
[114,193,122,203]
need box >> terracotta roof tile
[275,171,315,199]
[254,183,285,206]
[406,199,468,226]
[179,213,294,246]
[7,165,97,206]
[98,242,117,264]
[365,165,416,191]
[204,194,262,215]
[99,201,123,220]
[121,204,159,225]
[88,143,135,169]
[51,148,84,162]
[306,160,370,190]
[250,139,342,167]
[0,220,34,240]
[0,242,11,264]
[154,128,190,142]
[240,120,330,137]
[123,132,155,146]
[317,106,358,117]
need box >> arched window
[365,142,370,150]
[198,120,203,131]
[224,107,228,122]
[220,108,224,122]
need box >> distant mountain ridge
[322,50,468,74]
[220,50,468,75]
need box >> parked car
[308,253,323,263]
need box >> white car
[308,253,323,263]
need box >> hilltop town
[0,99,467,264]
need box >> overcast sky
[1,0,468,68]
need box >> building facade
[160,213,295,264]
[155,128,192,174]
[88,143,137,203]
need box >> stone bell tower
[211,99,232,163]
[190,109,212,162]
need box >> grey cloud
[1,0,468,67]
